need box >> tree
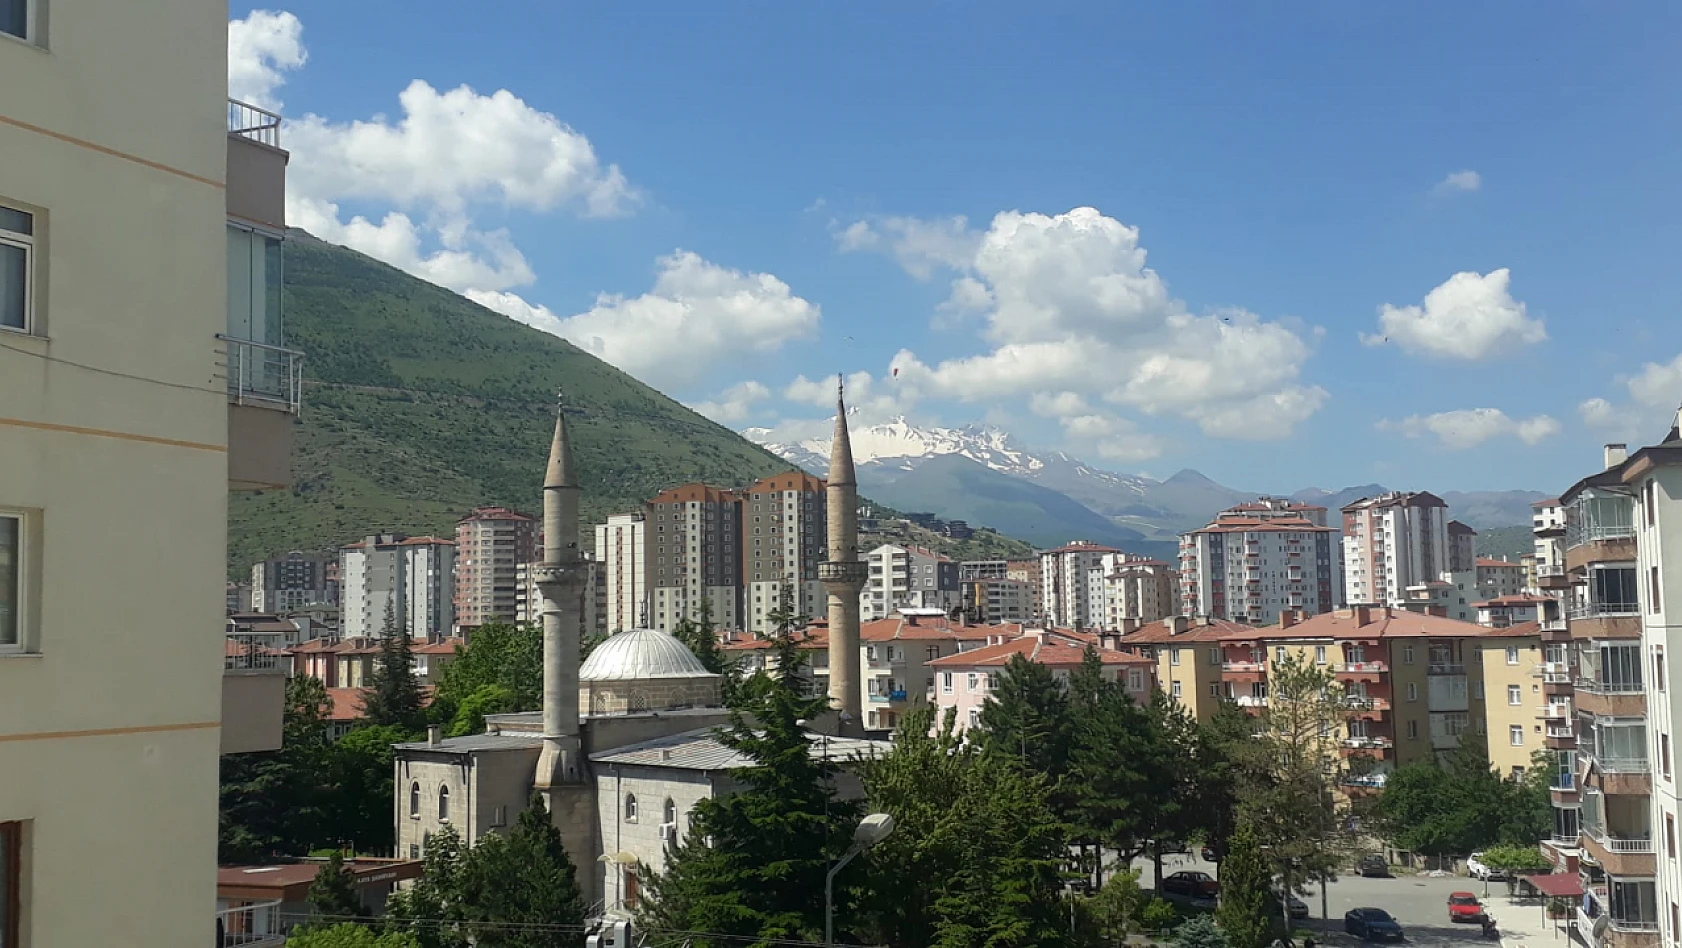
[219,676,336,862]
[1174,915,1231,948]
[362,602,426,730]
[454,795,586,948]
[386,826,471,948]
[432,621,543,718]
[288,924,419,948]
[1085,868,1148,945]
[1480,844,1550,895]
[307,850,366,925]
[1214,824,1275,948]
[1067,648,1159,887]
[1371,737,1533,862]
[673,596,733,677]
[1189,699,1256,864]
[328,724,412,853]
[1501,750,1556,845]
[446,684,517,738]
[978,654,1072,782]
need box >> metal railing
[1538,564,1567,577]
[225,634,280,672]
[227,98,282,148]
[1568,601,1641,620]
[1598,756,1651,774]
[1542,703,1572,719]
[1339,661,1388,673]
[220,335,304,412]
[1547,725,1574,739]
[1427,662,1466,675]
[1549,832,1580,845]
[1341,735,1394,750]
[1575,678,1644,695]
[1610,919,1661,933]
[216,900,286,947]
[1235,695,1268,708]
[1340,773,1388,788]
[1344,696,1390,711]
[1535,660,1571,677]
[1223,661,1265,672]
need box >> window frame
[0,205,33,336]
[408,782,421,819]
[1506,646,1520,665]
[437,785,450,823]
[0,511,23,653]
[0,0,38,45]
[624,794,638,823]
[1510,725,1524,747]
[1,820,19,948]
[1508,684,1523,706]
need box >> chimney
[1195,614,1212,627]
[1605,443,1629,469]
[427,725,442,746]
[1170,616,1190,636]
[1353,605,1372,627]
[1120,617,1143,636]
[1279,610,1297,630]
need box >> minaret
[819,375,867,734]
[534,393,587,789]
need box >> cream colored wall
[1480,638,1546,776]
[0,2,230,946]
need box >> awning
[1525,874,1584,898]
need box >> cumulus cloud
[228,10,304,109]
[1378,408,1560,450]
[834,215,981,280]
[1362,269,1546,360]
[292,197,535,293]
[1579,352,1682,440]
[462,289,566,335]
[692,381,772,424]
[1433,170,1482,195]
[551,252,820,389]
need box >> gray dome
[579,628,715,681]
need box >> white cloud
[228,10,304,109]
[1433,170,1482,195]
[552,252,820,389]
[785,371,914,422]
[293,197,535,293]
[462,289,566,335]
[1378,408,1560,450]
[1029,391,1091,418]
[834,215,981,280]
[1579,352,1682,440]
[1362,268,1546,360]
[692,381,772,424]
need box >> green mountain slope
[230,235,1031,574]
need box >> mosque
[392,383,886,913]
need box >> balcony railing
[1341,735,1394,750]
[1427,662,1466,675]
[1340,772,1388,788]
[1547,725,1574,739]
[1549,832,1580,846]
[1538,564,1567,578]
[220,335,304,413]
[1344,696,1391,712]
[1339,661,1388,674]
[225,634,280,672]
[1223,661,1265,673]
[1569,601,1641,620]
[217,900,286,947]
[1534,660,1571,677]
[1598,756,1651,774]
[1542,703,1572,720]
[1575,678,1644,695]
[1235,695,1268,708]
[228,98,282,148]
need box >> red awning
[1525,874,1584,898]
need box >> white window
[1506,646,1520,665]
[1315,645,1327,665]
[941,672,953,694]
[966,673,978,692]
[0,513,20,650]
[1275,646,1287,663]
[1171,680,1182,698]
[1208,647,1221,665]
[438,786,450,822]
[1407,682,1418,702]
[1508,684,1522,706]
[1170,648,1182,666]
[0,205,34,333]
[0,0,36,44]
[624,794,638,823]
[968,708,980,728]
[1510,725,1525,747]
[1402,645,1415,664]
[664,798,677,825]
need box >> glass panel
[263,233,283,344]
[0,242,24,331]
[226,225,254,341]
[0,206,30,236]
[0,517,16,647]
[0,0,23,39]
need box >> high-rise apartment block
[251,552,334,613]
[1342,492,1452,607]
[960,578,1035,624]
[1100,559,1180,628]
[861,544,959,620]
[1449,520,1479,572]
[515,555,607,639]
[1007,558,1044,617]
[647,484,744,632]
[744,472,828,634]
[959,560,1009,581]
[1040,543,1119,628]
[2,8,302,941]
[454,506,538,630]
[1180,501,1342,626]
[1475,557,1527,601]
[594,513,646,633]
[341,535,456,640]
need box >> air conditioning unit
[658,821,676,842]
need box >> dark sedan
[1161,870,1219,899]
[1345,907,1405,941]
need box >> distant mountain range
[744,418,1547,554]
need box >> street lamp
[826,813,896,946]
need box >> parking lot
[1145,854,1565,948]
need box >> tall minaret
[534,393,587,789]
[819,375,867,734]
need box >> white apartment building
[515,556,607,639]
[961,578,1034,624]
[1342,492,1452,607]
[1179,508,1343,626]
[3,5,299,942]
[1099,559,1179,628]
[1040,542,1119,628]
[861,544,960,621]
[595,513,646,633]
[341,534,457,640]
[743,472,827,634]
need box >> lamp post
[826,813,895,946]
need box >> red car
[1448,892,1484,923]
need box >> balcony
[222,634,285,754]
[1223,660,1266,674]
[1338,661,1389,674]
[1542,702,1573,720]
[1579,826,1657,878]
[1427,662,1466,676]
[1599,756,1650,775]
[1235,695,1268,708]
[216,899,287,947]
[1569,601,1641,620]
[1341,735,1394,751]
[1340,772,1388,789]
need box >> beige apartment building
[454,506,538,630]
[744,472,828,634]
[1,3,299,944]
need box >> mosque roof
[579,628,716,681]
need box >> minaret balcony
[819,561,869,586]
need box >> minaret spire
[535,391,586,789]
[819,372,866,734]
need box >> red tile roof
[1478,620,1543,639]
[858,615,1005,642]
[1476,557,1520,568]
[1244,607,1489,640]
[1117,617,1254,645]
[928,635,1153,669]
[325,687,435,722]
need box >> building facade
[454,506,538,630]
[250,551,333,613]
[929,630,1155,734]
[645,483,743,633]
[745,472,828,635]
[861,544,959,621]
[595,513,647,633]
[960,578,1035,624]
[341,535,456,640]
[2,9,302,943]
[1342,492,1452,607]
[1179,509,1343,626]
[1100,559,1179,628]
[1040,543,1119,628]
[1007,558,1044,617]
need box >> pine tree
[977,653,1072,780]
[1215,823,1275,948]
[307,850,366,926]
[674,596,732,677]
[385,825,470,948]
[456,794,586,948]
[361,601,425,731]
[1067,647,1157,887]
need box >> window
[1275,646,1287,664]
[624,794,638,823]
[1407,719,1419,739]
[1506,646,1520,665]
[1209,682,1222,697]
[1171,680,1182,698]
[941,672,953,694]
[1508,685,1522,706]
[1654,566,1663,614]
[987,672,999,690]
[1659,645,1668,692]
[1510,725,1524,746]
[968,708,980,728]
[1402,645,1415,664]
[1648,480,1658,527]
[1407,682,1418,702]
[0,206,32,332]
[438,786,450,822]
[491,805,507,828]
[1666,734,1673,780]
[1170,648,1181,666]
[1668,814,1677,858]
[926,646,940,662]
[966,673,978,692]
[664,799,677,826]
[0,513,19,650]
[1,821,19,948]
[409,782,421,818]
[1315,645,1326,665]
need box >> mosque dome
[579,628,715,682]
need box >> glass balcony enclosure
[1566,490,1635,549]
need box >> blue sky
[230,2,1682,494]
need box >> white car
[1466,852,1507,881]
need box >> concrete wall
[594,768,714,912]
[1479,637,1545,776]
[220,669,285,754]
[0,1,231,945]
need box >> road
[1144,854,1565,948]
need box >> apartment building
[744,472,827,634]
[341,535,456,640]
[960,560,1009,581]
[861,544,960,621]
[1450,520,1479,572]
[1041,542,1119,628]
[514,556,607,638]
[1342,492,1453,607]
[1008,558,1044,617]
[929,629,1154,734]
[1100,559,1179,628]
[1179,508,1343,626]
[647,483,743,632]
[1535,498,1569,592]
[1477,557,1528,601]
[1475,622,1553,778]
[594,513,646,633]
[960,578,1035,624]
[1113,616,1255,722]
[2,6,301,942]
[1399,577,1477,622]
[250,551,333,612]
[453,506,538,630]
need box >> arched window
[663,798,677,826]
[438,785,450,822]
[409,782,420,818]
[624,794,638,822]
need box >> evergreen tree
[361,602,425,731]
[673,596,733,677]
[456,794,586,948]
[307,850,366,925]
[1214,824,1275,948]
[1068,648,1158,887]
[1189,698,1255,864]
[1174,915,1232,948]
[219,676,335,862]
[328,724,409,853]
[977,653,1072,780]
[386,826,470,948]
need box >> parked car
[1466,852,1507,881]
[1161,870,1220,900]
[1345,907,1405,941]
[1202,845,1219,863]
[1356,854,1390,877]
[1448,892,1485,924]
[1276,890,1310,919]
